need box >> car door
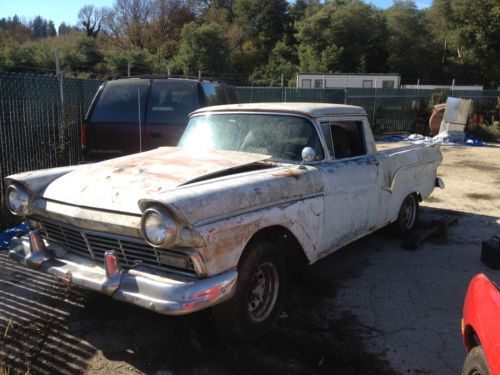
[317,118,380,252]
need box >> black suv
[82,77,240,161]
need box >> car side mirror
[298,147,316,169]
[301,147,316,162]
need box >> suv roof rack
[117,74,219,83]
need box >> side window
[322,121,366,159]
[90,80,149,123]
[146,80,199,125]
[201,83,228,106]
[314,79,323,88]
[382,80,395,89]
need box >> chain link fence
[0,73,499,227]
[238,87,500,133]
[0,72,102,226]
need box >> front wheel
[391,194,419,237]
[462,346,490,375]
[211,240,287,343]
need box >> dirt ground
[0,143,499,375]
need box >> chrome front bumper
[8,231,238,315]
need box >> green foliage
[172,22,230,76]
[234,0,288,57]
[296,0,387,74]
[104,46,160,76]
[429,0,500,85]
[60,36,103,75]
[249,40,299,86]
[385,1,441,80]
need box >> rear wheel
[211,240,286,343]
[391,194,419,237]
[462,346,490,375]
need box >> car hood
[42,147,271,214]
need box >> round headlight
[6,185,29,215]
[141,206,177,247]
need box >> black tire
[390,194,419,237]
[462,346,491,375]
[211,240,287,343]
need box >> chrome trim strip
[193,193,324,227]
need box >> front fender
[5,165,84,197]
[194,195,324,277]
[463,273,500,374]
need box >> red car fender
[463,273,500,374]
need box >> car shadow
[0,206,498,374]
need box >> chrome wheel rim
[247,262,279,322]
[402,195,416,229]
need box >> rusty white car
[5,103,443,341]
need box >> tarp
[376,132,485,147]
[0,222,29,250]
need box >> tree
[172,22,230,76]
[249,40,299,86]
[47,21,57,36]
[428,0,500,85]
[384,1,440,81]
[296,0,388,73]
[234,0,288,58]
[0,15,31,43]
[104,46,159,76]
[31,16,49,39]
[147,0,196,58]
[0,35,37,72]
[58,22,79,36]
[110,0,153,48]
[78,5,107,38]
[61,36,104,75]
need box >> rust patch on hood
[42,147,271,214]
[272,168,302,181]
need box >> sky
[0,0,433,29]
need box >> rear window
[201,83,228,106]
[90,80,149,123]
[146,80,199,125]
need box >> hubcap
[247,262,279,322]
[402,195,416,229]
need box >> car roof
[191,102,366,117]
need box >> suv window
[91,80,149,123]
[146,80,199,125]
[201,83,229,106]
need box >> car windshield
[178,113,324,161]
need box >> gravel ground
[0,143,499,374]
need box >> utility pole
[55,49,64,116]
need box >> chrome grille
[34,217,195,275]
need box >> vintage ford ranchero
[5,103,443,341]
